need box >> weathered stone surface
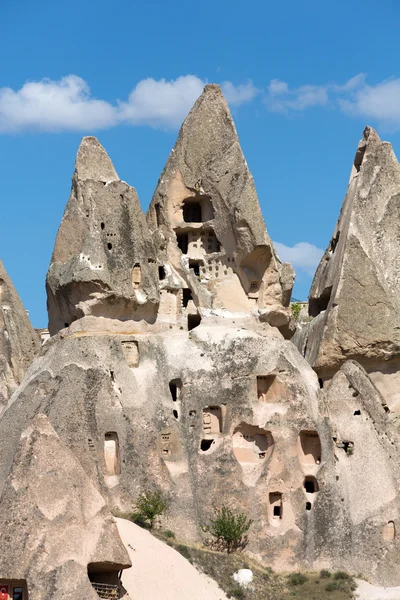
[0,260,39,406]
[3,90,400,592]
[298,127,400,409]
[46,136,159,335]
[147,84,294,333]
[318,360,400,585]
[0,414,131,599]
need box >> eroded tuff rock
[0,414,131,600]
[3,88,400,593]
[0,260,39,406]
[46,136,159,335]
[147,84,294,333]
[296,127,400,410]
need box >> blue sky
[1,0,400,326]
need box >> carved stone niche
[121,340,139,368]
[297,430,322,466]
[232,423,274,464]
[256,375,287,402]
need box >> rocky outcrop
[318,360,400,585]
[297,127,400,410]
[0,260,39,407]
[0,414,131,600]
[2,89,400,592]
[147,84,294,334]
[46,136,159,335]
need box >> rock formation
[2,89,400,596]
[294,127,400,411]
[46,136,159,335]
[0,414,131,600]
[0,260,39,408]
[147,84,294,334]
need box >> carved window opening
[233,424,274,464]
[256,375,285,402]
[297,430,322,465]
[182,288,192,308]
[353,410,361,416]
[383,521,396,541]
[183,201,202,223]
[132,263,141,288]
[200,439,214,452]
[188,314,201,331]
[306,502,312,511]
[104,432,120,476]
[189,260,201,276]
[88,565,122,598]
[158,266,166,280]
[169,379,182,402]
[269,492,283,519]
[177,233,189,254]
[155,203,161,227]
[121,340,139,367]
[173,409,179,420]
[202,406,222,435]
[304,476,319,494]
[205,230,221,253]
[318,378,324,389]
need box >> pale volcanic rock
[46,136,159,335]
[147,84,294,333]
[298,127,400,408]
[0,260,39,406]
[0,414,131,600]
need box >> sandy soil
[356,579,400,599]
[116,518,228,600]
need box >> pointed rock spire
[148,84,293,331]
[301,126,400,407]
[46,136,159,335]
[0,260,39,406]
[0,414,131,596]
[75,136,119,182]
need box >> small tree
[133,490,168,529]
[203,505,253,553]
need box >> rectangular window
[13,589,23,600]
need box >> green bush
[133,490,168,529]
[164,529,175,538]
[320,569,331,578]
[203,505,253,553]
[176,544,192,562]
[334,571,350,580]
[287,572,308,586]
[291,302,302,320]
[227,585,246,599]
[325,581,340,592]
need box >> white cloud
[265,73,400,129]
[273,241,323,275]
[118,75,205,128]
[339,77,400,128]
[266,79,329,113]
[220,80,259,106]
[0,74,258,133]
[0,75,117,133]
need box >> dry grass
[154,530,356,600]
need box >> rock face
[2,90,400,593]
[0,414,131,600]
[147,84,294,333]
[46,136,159,335]
[0,260,39,407]
[297,127,400,410]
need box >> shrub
[203,505,253,553]
[320,569,331,578]
[176,544,192,562]
[291,302,302,320]
[133,490,168,529]
[227,585,246,599]
[287,572,308,586]
[325,581,340,592]
[164,529,175,538]
[334,571,350,580]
